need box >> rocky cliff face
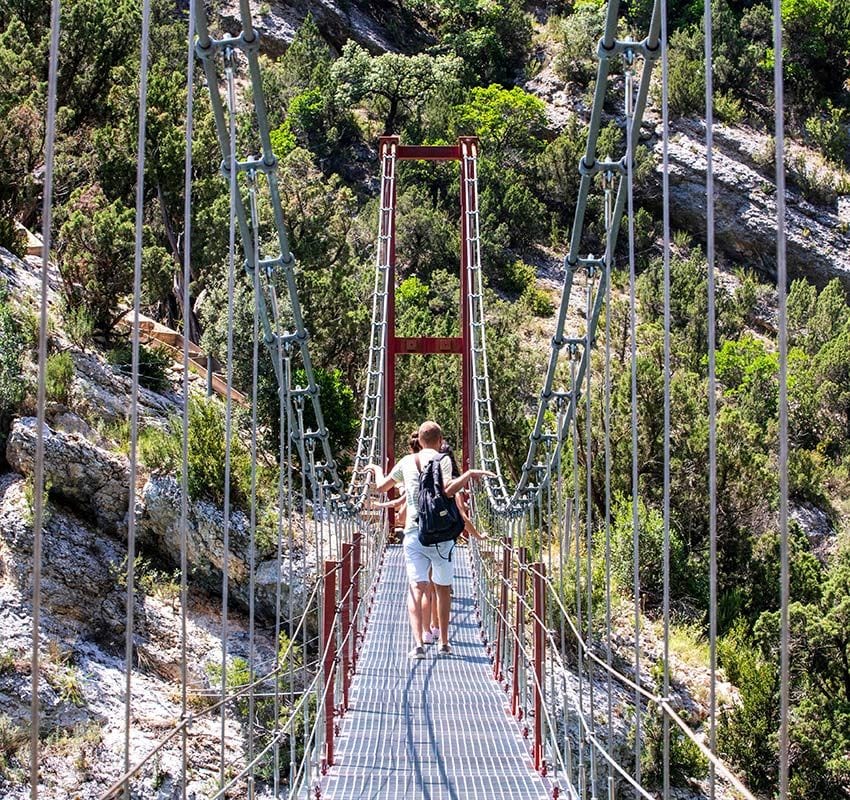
[217,0,431,57]
[526,62,850,290]
[650,118,850,289]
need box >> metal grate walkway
[319,544,550,799]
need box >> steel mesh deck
[319,544,549,799]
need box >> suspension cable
[29,0,61,796]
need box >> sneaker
[423,631,434,645]
[437,643,452,656]
[430,626,440,639]
[409,645,426,659]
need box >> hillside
[1,0,850,798]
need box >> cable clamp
[274,331,300,349]
[597,37,652,62]
[194,31,261,61]
[551,336,585,352]
[579,157,626,178]
[234,155,278,175]
[578,256,605,277]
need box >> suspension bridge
[19,0,799,797]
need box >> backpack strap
[413,453,421,474]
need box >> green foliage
[500,260,536,296]
[553,3,608,87]
[45,352,74,405]
[717,618,781,793]
[536,118,586,220]
[332,42,461,136]
[56,186,135,336]
[395,185,458,281]
[721,546,850,799]
[0,282,29,449]
[419,0,532,86]
[641,701,708,789]
[107,342,171,393]
[139,396,251,507]
[780,0,850,110]
[450,85,547,168]
[713,91,744,124]
[805,101,850,165]
[60,300,95,351]
[269,119,296,160]
[666,26,705,117]
[609,493,686,607]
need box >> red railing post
[532,561,546,771]
[340,542,353,712]
[494,536,511,682]
[511,546,528,718]
[321,560,337,771]
[352,532,363,672]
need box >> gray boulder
[139,475,310,622]
[6,417,130,534]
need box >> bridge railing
[469,523,758,800]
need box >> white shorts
[402,528,455,586]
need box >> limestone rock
[71,350,179,427]
[0,473,138,646]
[648,118,850,289]
[139,475,311,622]
[5,417,130,533]
[217,0,430,58]
[791,500,836,561]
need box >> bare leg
[427,568,438,632]
[433,583,452,646]
[407,581,430,645]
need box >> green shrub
[805,102,850,166]
[45,351,74,405]
[714,91,745,124]
[138,424,180,473]
[501,259,535,295]
[0,284,28,428]
[666,27,705,117]
[641,695,709,789]
[61,301,95,350]
[609,493,686,607]
[0,219,26,257]
[108,342,171,393]
[56,185,135,337]
[554,5,607,87]
[521,285,554,317]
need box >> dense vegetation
[1,0,849,796]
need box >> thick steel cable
[772,0,790,795]
[704,1,718,797]
[178,2,196,797]
[624,56,642,792]
[220,48,239,787]
[660,0,672,797]
[584,268,597,798]
[29,1,61,795]
[273,333,286,796]
[247,173,262,797]
[603,173,615,782]
[123,1,152,795]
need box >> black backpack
[415,453,465,547]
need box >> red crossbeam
[393,336,463,355]
[395,144,460,161]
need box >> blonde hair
[417,420,442,449]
